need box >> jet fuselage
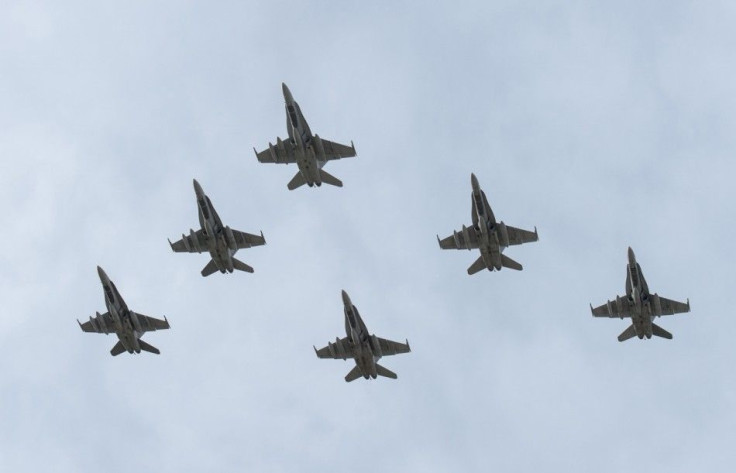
[282,83,328,187]
[194,179,238,274]
[98,266,143,354]
[470,173,507,271]
[342,290,381,380]
[624,247,657,339]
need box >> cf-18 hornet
[169,179,266,276]
[438,173,538,274]
[254,83,356,190]
[314,290,410,382]
[78,266,170,355]
[591,247,691,341]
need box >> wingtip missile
[589,304,595,316]
[351,140,356,154]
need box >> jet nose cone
[628,247,635,262]
[471,173,479,190]
[341,290,351,306]
[282,82,293,103]
[193,179,204,196]
[97,266,108,281]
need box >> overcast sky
[1,1,735,472]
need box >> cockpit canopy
[287,105,298,128]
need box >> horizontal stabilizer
[617,324,638,342]
[501,254,523,271]
[651,323,673,340]
[345,365,363,383]
[319,169,343,188]
[201,259,219,277]
[110,341,126,356]
[232,258,254,273]
[467,256,487,275]
[138,339,161,355]
[287,172,307,190]
[375,364,398,379]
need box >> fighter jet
[78,266,170,356]
[254,83,356,190]
[314,290,410,382]
[437,173,539,274]
[169,179,266,277]
[590,247,691,341]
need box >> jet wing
[591,297,633,318]
[231,229,266,249]
[376,337,411,356]
[133,312,171,332]
[656,296,690,316]
[320,139,356,161]
[78,312,116,334]
[438,226,480,250]
[254,139,297,164]
[169,229,208,253]
[505,225,538,246]
[314,337,354,360]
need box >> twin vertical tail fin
[110,340,161,355]
[201,258,254,276]
[617,323,673,342]
[344,364,398,382]
[287,170,343,190]
[467,255,523,274]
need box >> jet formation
[438,173,539,274]
[314,290,411,382]
[78,267,170,355]
[254,83,357,190]
[169,179,266,277]
[590,247,691,341]
[79,83,693,363]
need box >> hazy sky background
[1,1,735,471]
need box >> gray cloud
[1,1,735,471]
